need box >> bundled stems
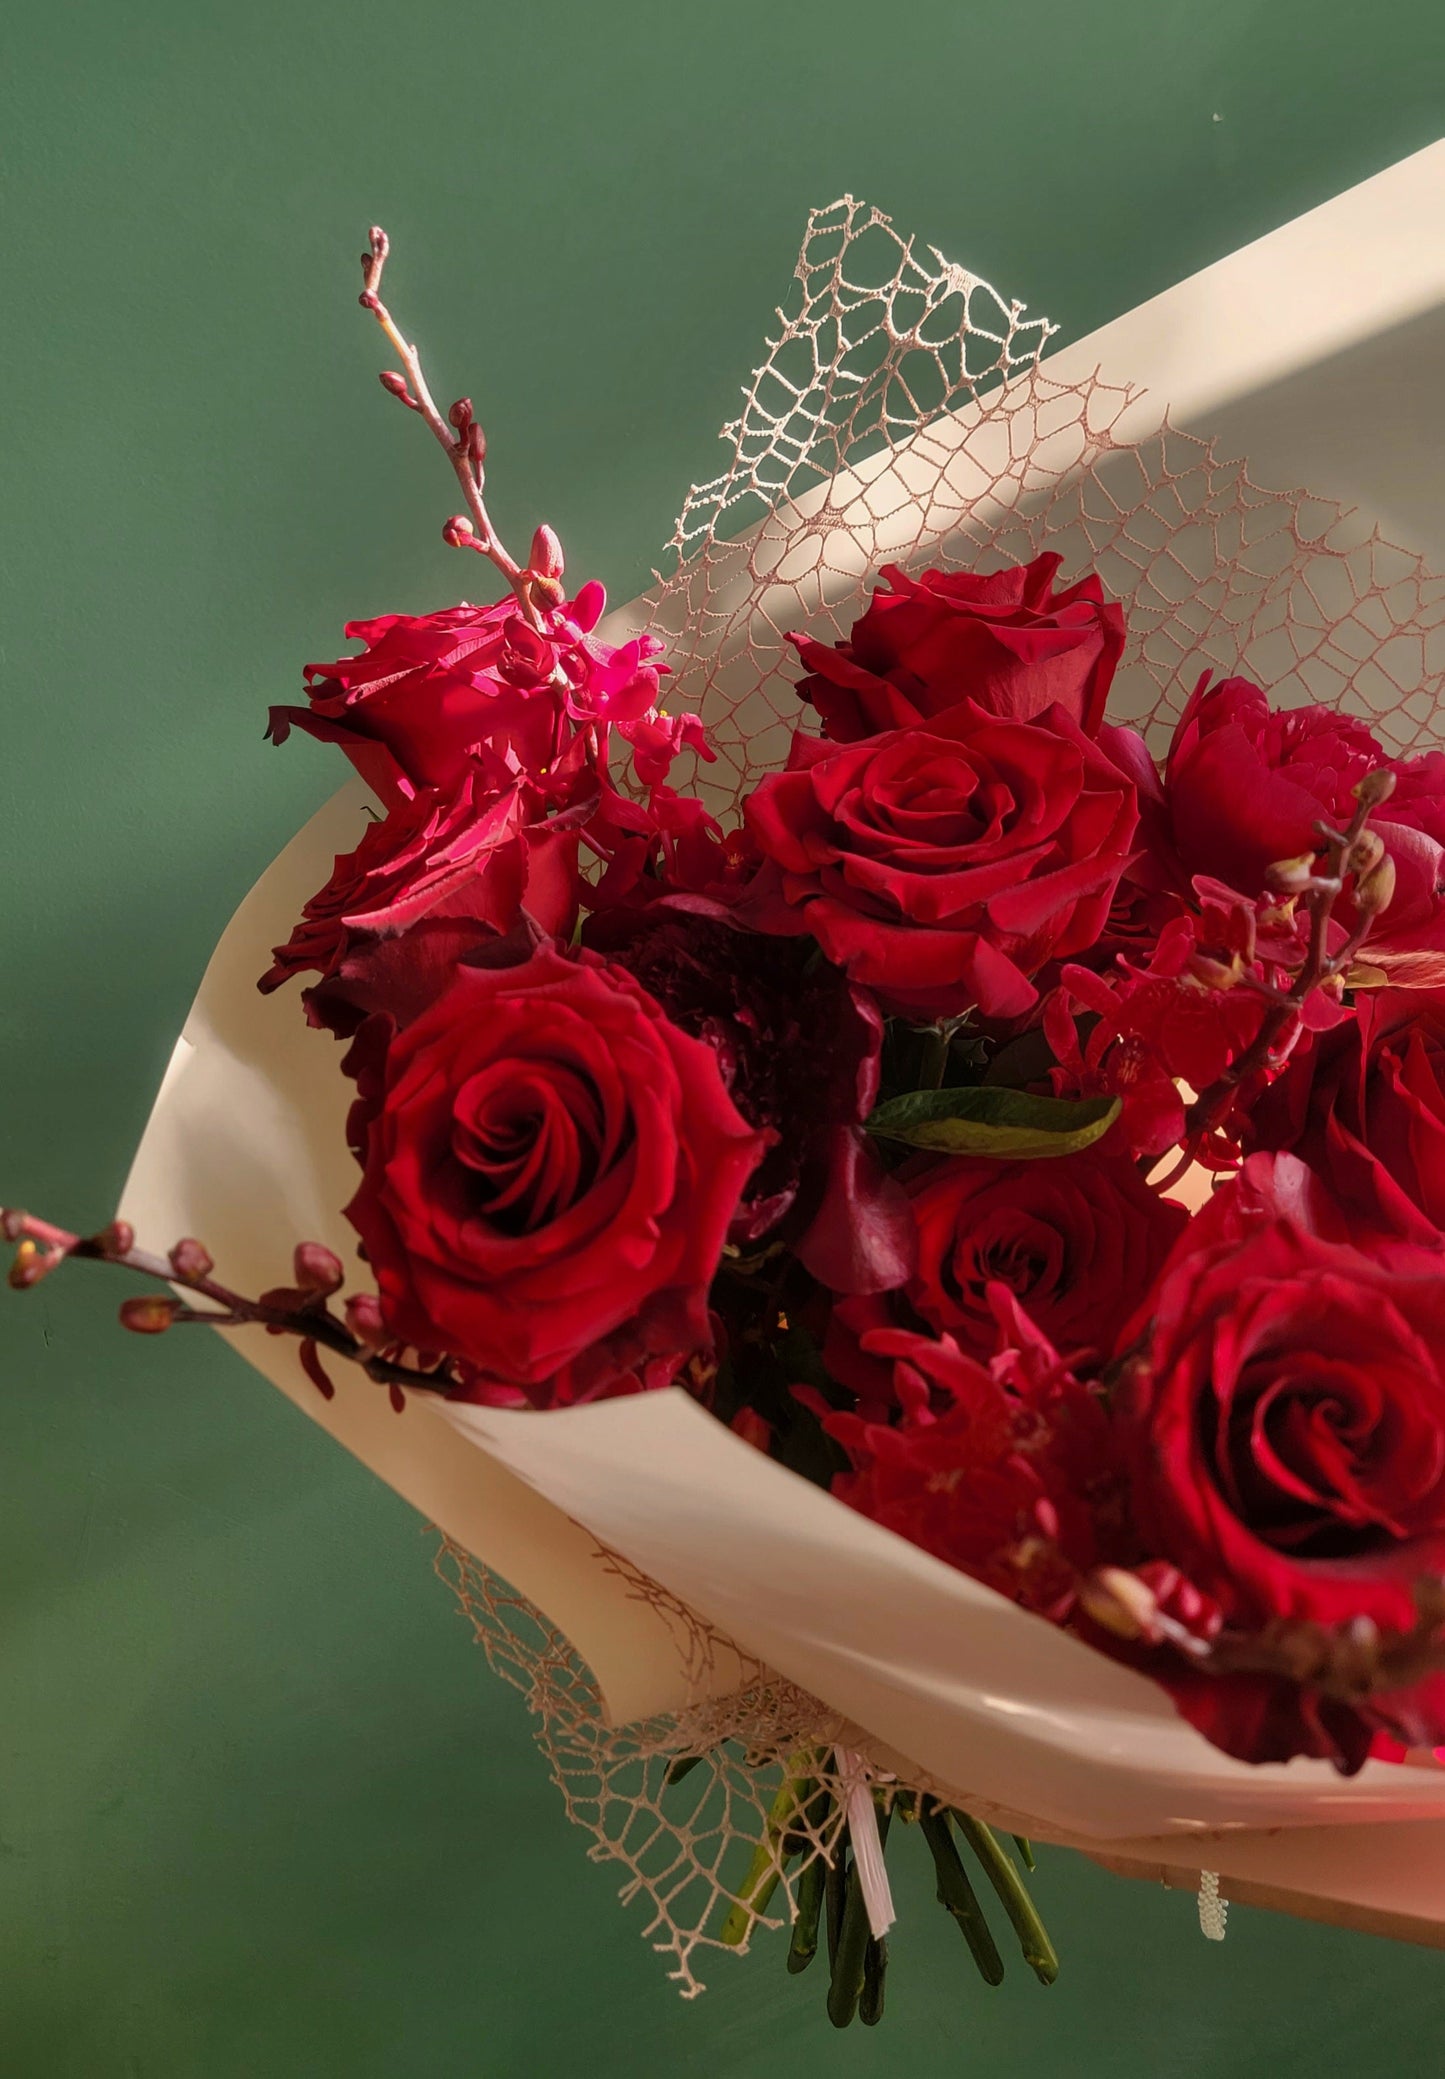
[919,1804,1005,1985]
[951,1812,1059,1984]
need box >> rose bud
[168,1237,214,1280]
[293,1242,345,1295]
[119,1295,180,1334]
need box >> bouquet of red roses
[13,184,1445,2019]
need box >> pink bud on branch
[0,1205,466,1405]
[355,225,550,628]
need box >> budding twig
[1181,769,1396,1147]
[359,227,542,625]
[1,1207,463,1406]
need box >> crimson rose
[344,939,767,1404]
[791,553,1125,742]
[1163,674,1445,968]
[828,1142,1186,1396]
[742,704,1138,1020]
[259,769,579,1011]
[1114,1153,1445,1767]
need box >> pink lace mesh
[643,196,1445,814]
[440,198,1445,1992]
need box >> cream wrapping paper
[120,142,1445,1908]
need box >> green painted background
[3,3,1445,2072]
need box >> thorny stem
[1181,771,1395,1146]
[1,1208,464,1403]
[359,227,541,626]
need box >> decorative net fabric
[442,198,1445,1992]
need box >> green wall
[3,3,1444,2072]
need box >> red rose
[1249,990,1445,1239]
[344,939,767,1404]
[1165,674,1380,896]
[791,554,1125,742]
[1163,676,1445,969]
[1114,1152,1445,1766]
[258,769,580,1013]
[825,1304,1118,1620]
[742,704,1138,1021]
[829,1143,1187,1395]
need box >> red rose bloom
[344,939,767,1405]
[742,704,1138,1021]
[829,1143,1187,1396]
[1165,673,1380,896]
[258,769,580,1011]
[1248,989,1445,1240]
[1114,1152,1445,1767]
[791,553,1125,742]
[1162,675,1445,967]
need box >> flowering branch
[1,1207,463,1407]
[1086,1565,1445,1709]
[1182,768,1398,1146]
[359,227,555,627]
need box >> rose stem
[918,1803,1005,1985]
[859,1935,888,2027]
[952,1811,1059,1985]
[786,1856,826,1974]
[826,1802,891,2028]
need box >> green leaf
[864,1085,1120,1158]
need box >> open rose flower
[828,1142,1186,1397]
[824,1299,1119,1620]
[258,768,581,1012]
[791,553,1126,742]
[1162,673,1445,967]
[1113,1152,1445,1768]
[584,906,913,1292]
[742,703,1138,1021]
[343,937,767,1405]
[1248,989,1445,1240]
